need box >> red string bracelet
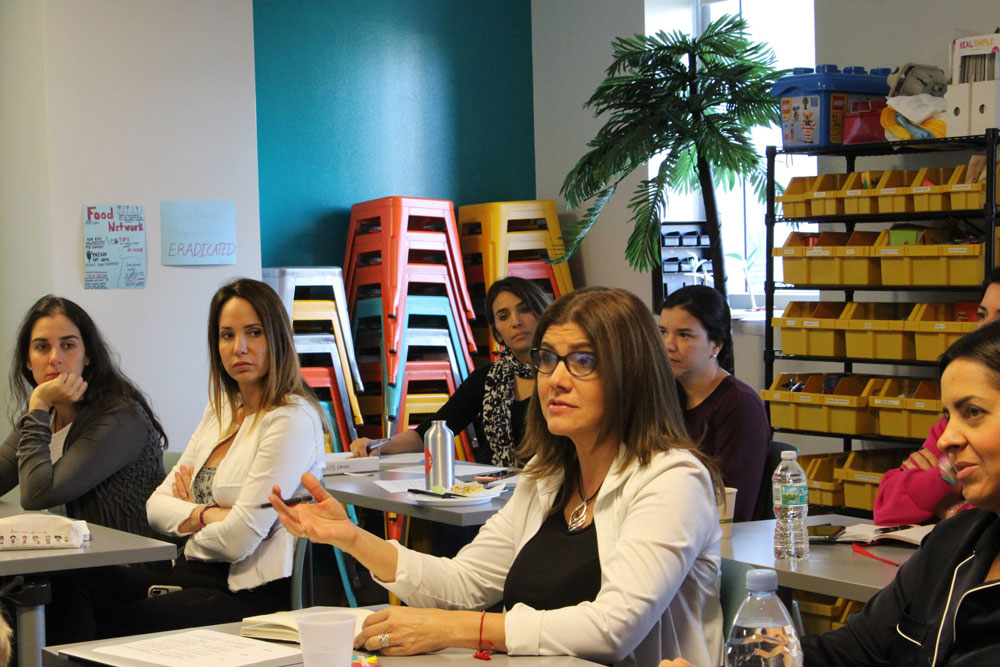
[473,610,494,660]
[199,503,217,528]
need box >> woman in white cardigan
[91,278,326,638]
[272,287,724,667]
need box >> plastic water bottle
[424,420,454,491]
[772,450,809,559]
[725,569,803,667]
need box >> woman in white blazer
[273,287,724,667]
[75,278,326,640]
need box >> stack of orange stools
[458,199,574,363]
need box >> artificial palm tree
[559,14,785,297]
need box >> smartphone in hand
[473,469,518,483]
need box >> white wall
[0,0,261,450]
[531,0,651,301]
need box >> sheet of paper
[161,200,237,265]
[86,629,301,667]
[372,479,423,494]
[84,204,147,289]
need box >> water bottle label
[424,447,433,474]
[772,483,808,506]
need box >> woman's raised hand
[29,372,88,412]
[269,473,357,550]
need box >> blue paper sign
[161,200,237,265]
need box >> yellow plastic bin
[796,375,880,435]
[833,448,912,510]
[875,169,918,213]
[809,173,849,216]
[906,380,942,440]
[793,591,848,636]
[946,164,1000,210]
[874,229,912,285]
[804,231,851,284]
[907,303,978,361]
[777,176,819,219]
[841,302,916,360]
[774,302,847,356]
[773,232,820,284]
[872,377,926,439]
[839,230,882,285]
[799,452,850,506]
[842,170,884,215]
[912,166,960,212]
[907,240,984,286]
[760,373,819,430]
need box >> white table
[322,457,513,527]
[0,505,176,667]
[43,621,602,666]
[721,513,916,602]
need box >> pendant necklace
[567,477,601,532]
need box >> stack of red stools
[344,196,478,459]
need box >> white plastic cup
[718,487,738,538]
[296,612,357,667]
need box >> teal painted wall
[254,0,535,267]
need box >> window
[648,0,817,294]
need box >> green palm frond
[558,13,784,274]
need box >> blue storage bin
[771,65,891,148]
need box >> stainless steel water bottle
[425,420,455,491]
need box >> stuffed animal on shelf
[881,63,949,140]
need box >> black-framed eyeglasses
[530,348,598,378]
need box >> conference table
[721,514,916,602]
[322,455,513,527]
[43,620,603,667]
[0,504,177,667]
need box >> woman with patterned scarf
[350,277,550,467]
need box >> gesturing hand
[269,473,357,551]
[349,437,374,458]
[29,372,88,412]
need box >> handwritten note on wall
[84,204,147,289]
[160,201,237,265]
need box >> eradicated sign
[161,200,237,266]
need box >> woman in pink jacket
[873,272,1000,525]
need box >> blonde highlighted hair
[207,278,326,434]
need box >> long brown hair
[207,279,325,433]
[518,287,722,507]
[8,295,168,449]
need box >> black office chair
[753,441,799,521]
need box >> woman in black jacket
[0,295,167,539]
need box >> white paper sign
[160,200,237,265]
[84,204,147,289]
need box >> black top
[803,508,1000,666]
[682,375,770,522]
[502,510,602,612]
[415,363,530,465]
[0,398,166,540]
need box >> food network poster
[84,204,147,290]
[160,200,236,266]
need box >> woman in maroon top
[659,285,770,521]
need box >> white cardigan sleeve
[146,403,216,535]
[504,455,718,664]
[186,402,322,563]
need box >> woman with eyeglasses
[271,287,724,666]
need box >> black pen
[366,438,390,454]
[257,495,313,509]
[407,488,463,499]
[874,524,913,535]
